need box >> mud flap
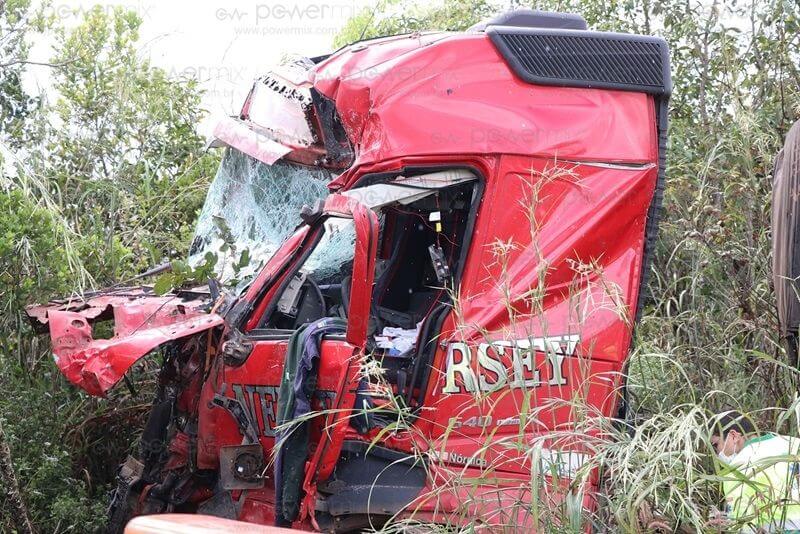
[196,489,241,519]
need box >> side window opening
[259,170,480,408]
[269,217,358,330]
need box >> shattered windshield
[188,148,331,286]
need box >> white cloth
[375,325,419,354]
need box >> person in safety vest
[710,411,800,532]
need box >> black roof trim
[488,27,672,96]
[472,9,587,32]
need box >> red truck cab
[29,9,670,532]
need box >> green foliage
[152,213,257,295]
[0,361,145,533]
[153,254,218,295]
[333,0,495,47]
[0,0,44,144]
[0,188,133,532]
[629,0,800,413]
[0,3,218,532]
[35,5,218,281]
[0,189,70,315]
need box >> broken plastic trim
[341,169,476,209]
[211,117,294,166]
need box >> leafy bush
[0,4,216,532]
[0,190,70,316]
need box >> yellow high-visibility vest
[722,433,800,530]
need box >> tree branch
[0,59,75,69]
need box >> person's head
[709,410,757,459]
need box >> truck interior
[255,168,481,406]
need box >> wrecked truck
[27,9,671,532]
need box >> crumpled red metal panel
[28,290,222,396]
[312,33,447,97]
[313,32,655,171]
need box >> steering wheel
[293,275,326,327]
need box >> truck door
[195,194,379,513]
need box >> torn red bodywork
[28,288,221,396]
